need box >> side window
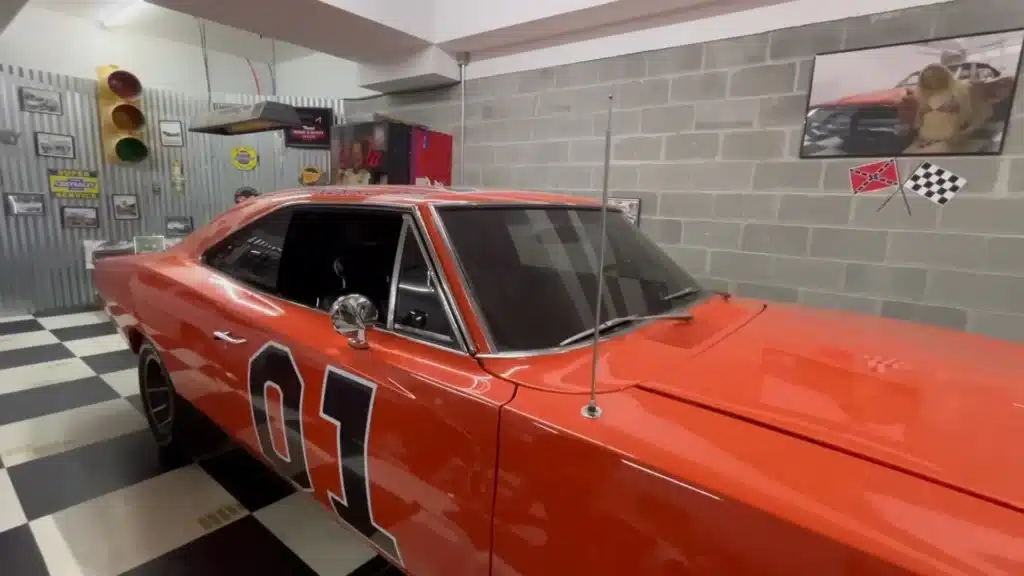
[392,225,458,348]
[203,209,292,294]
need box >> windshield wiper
[558,311,693,347]
[661,287,701,302]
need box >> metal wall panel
[0,63,344,314]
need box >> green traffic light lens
[115,137,149,163]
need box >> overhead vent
[189,102,303,136]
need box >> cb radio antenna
[582,94,614,420]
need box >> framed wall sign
[111,194,140,220]
[34,132,76,159]
[284,107,333,149]
[18,86,63,116]
[61,205,99,229]
[3,193,45,217]
[159,120,185,147]
[165,215,194,236]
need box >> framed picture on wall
[61,206,99,229]
[111,194,140,220]
[159,120,185,147]
[800,28,1024,158]
[165,216,194,236]
[34,132,76,159]
[3,193,45,217]
[608,197,641,226]
[18,86,63,116]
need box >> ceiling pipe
[456,51,470,186]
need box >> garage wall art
[801,28,1024,159]
[232,146,259,171]
[0,63,343,313]
[285,107,333,149]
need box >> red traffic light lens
[107,69,142,99]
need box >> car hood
[816,87,909,107]
[488,299,1024,511]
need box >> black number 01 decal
[248,343,403,566]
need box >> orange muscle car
[93,186,1024,575]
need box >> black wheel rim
[142,356,175,445]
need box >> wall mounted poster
[159,120,184,147]
[111,194,140,220]
[134,236,166,253]
[165,216,194,236]
[48,169,100,199]
[61,206,99,229]
[284,107,333,149]
[34,132,75,159]
[18,86,62,116]
[801,28,1024,158]
[4,193,45,217]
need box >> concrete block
[1007,158,1024,193]
[662,245,709,276]
[983,236,1024,274]
[613,136,664,161]
[708,250,775,283]
[845,7,935,50]
[682,220,743,249]
[880,300,968,331]
[640,105,696,134]
[480,166,516,187]
[516,69,557,94]
[728,63,798,98]
[537,86,614,116]
[638,164,692,191]
[753,162,823,191]
[669,71,728,102]
[809,227,888,262]
[659,192,715,219]
[664,133,720,161]
[967,310,1024,342]
[768,23,843,60]
[927,269,1024,315]
[615,79,671,109]
[735,282,799,302]
[548,166,593,190]
[647,44,704,77]
[514,165,551,189]
[933,0,1022,38]
[569,140,604,163]
[758,94,808,127]
[741,223,810,256]
[721,130,787,160]
[887,231,986,270]
[690,162,755,191]
[533,116,595,140]
[602,166,641,190]
[693,99,758,130]
[481,95,537,121]
[844,263,928,300]
[640,217,683,244]
[938,198,1024,235]
[773,255,845,291]
[713,193,780,221]
[849,195,940,230]
[520,141,570,164]
[797,290,882,315]
[703,35,769,69]
[777,194,851,225]
[795,59,813,92]
[595,110,642,136]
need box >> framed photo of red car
[800,28,1024,159]
[284,107,333,149]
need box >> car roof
[252,185,602,208]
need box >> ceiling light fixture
[101,0,147,28]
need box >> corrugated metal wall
[0,63,344,314]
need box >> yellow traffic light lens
[107,70,142,99]
[112,103,145,130]
[115,137,149,163]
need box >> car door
[201,204,516,576]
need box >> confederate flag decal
[848,158,900,194]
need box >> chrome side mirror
[328,294,378,350]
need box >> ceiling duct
[188,102,302,135]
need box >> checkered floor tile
[0,309,398,575]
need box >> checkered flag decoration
[904,161,966,206]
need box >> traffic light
[96,65,149,164]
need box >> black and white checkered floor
[0,308,398,575]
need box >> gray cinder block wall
[345,0,1024,342]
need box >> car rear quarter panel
[492,385,1024,575]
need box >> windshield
[437,206,703,352]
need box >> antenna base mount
[581,402,602,419]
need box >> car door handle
[213,331,247,344]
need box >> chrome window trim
[427,203,495,353]
[390,214,467,352]
[199,201,473,357]
[385,221,409,330]
[412,207,477,355]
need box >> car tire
[138,340,195,467]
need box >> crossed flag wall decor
[847,158,967,214]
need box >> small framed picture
[3,193,46,217]
[165,215,194,236]
[61,205,99,229]
[111,194,140,220]
[18,86,63,116]
[607,197,641,226]
[159,120,185,147]
[34,132,76,159]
